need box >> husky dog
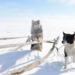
[62,32,75,69]
[31,20,43,51]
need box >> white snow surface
[0,25,75,75]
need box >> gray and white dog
[31,20,43,51]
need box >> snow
[0,24,75,75]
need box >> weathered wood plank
[9,36,31,51]
[0,40,54,49]
[0,36,28,40]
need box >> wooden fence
[0,36,54,51]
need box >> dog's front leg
[64,57,68,69]
[64,50,68,69]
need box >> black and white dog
[62,32,75,69]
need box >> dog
[62,32,75,69]
[31,20,43,51]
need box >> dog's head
[32,20,40,28]
[62,32,75,44]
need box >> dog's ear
[37,20,40,24]
[73,34,75,41]
[32,20,34,24]
[63,32,65,35]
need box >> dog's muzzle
[62,39,66,44]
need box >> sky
[0,0,75,28]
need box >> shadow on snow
[30,61,75,75]
[0,50,40,73]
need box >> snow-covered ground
[0,24,75,75]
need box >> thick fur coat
[31,20,43,51]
